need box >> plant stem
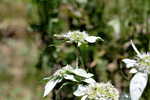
[74,43,85,68]
[74,43,79,68]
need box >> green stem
[76,55,79,68]
[74,43,79,68]
[78,46,85,68]
[74,43,85,69]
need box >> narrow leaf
[81,95,88,100]
[73,85,87,96]
[130,40,141,57]
[64,74,77,82]
[72,69,93,78]
[43,78,62,97]
[130,72,148,100]
[83,78,96,85]
[122,59,137,68]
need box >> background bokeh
[0,0,150,100]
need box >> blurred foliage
[0,0,150,100]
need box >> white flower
[74,82,119,100]
[63,31,103,46]
[122,40,150,100]
[43,65,95,97]
[122,40,150,74]
[54,65,94,79]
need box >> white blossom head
[74,82,119,100]
[54,65,94,79]
[63,30,103,46]
[43,65,95,97]
[122,40,150,74]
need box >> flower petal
[130,72,148,100]
[122,59,137,68]
[43,78,62,97]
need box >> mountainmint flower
[63,31,103,46]
[122,41,150,100]
[74,82,119,100]
[43,65,95,97]
[122,40,150,74]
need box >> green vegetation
[0,0,150,100]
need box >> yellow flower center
[70,32,86,42]
[139,56,150,67]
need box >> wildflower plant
[43,65,95,97]
[56,30,103,46]
[74,82,119,100]
[122,40,150,100]
[43,30,119,100]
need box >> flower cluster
[43,30,120,99]
[63,31,103,46]
[43,65,95,97]
[74,82,119,100]
[122,40,150,74]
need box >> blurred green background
[0,0,150,100]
